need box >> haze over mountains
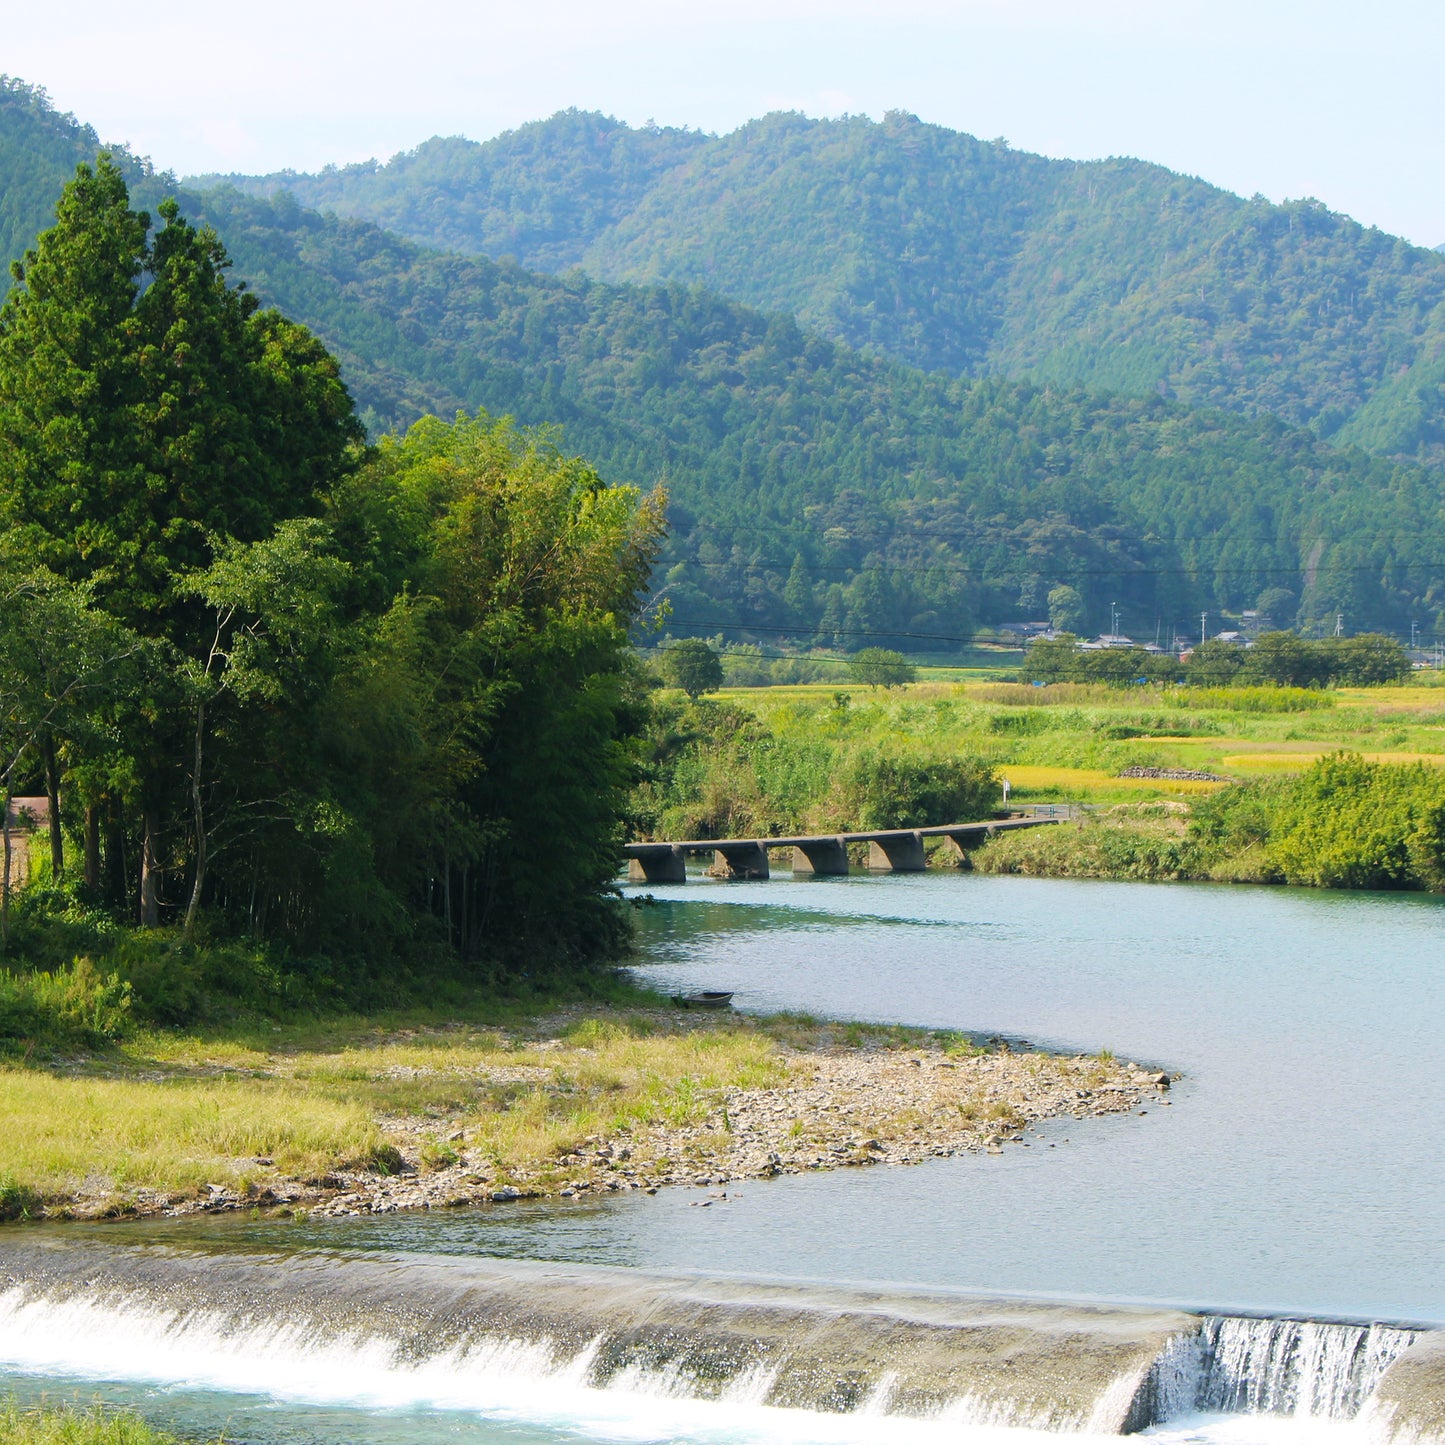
[4,77,1445,647]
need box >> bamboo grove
[0,158,664,969]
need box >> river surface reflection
[140,870,1445,1324]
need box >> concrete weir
[626,816,1057,884]
[0,1238,1435,1436]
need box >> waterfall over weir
[0,1238,1438,1441]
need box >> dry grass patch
[0,1068,383,1205]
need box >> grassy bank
[975,753,1445,889]
[0,998,1150,1220]
[0,1400,192,1445]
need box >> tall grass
[0,1070,385,1207]
[0,1401,191,1445]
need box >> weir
[0,1238,1437,1438]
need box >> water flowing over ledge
[0,1237,1438,1441]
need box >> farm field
[703,676,1445,806]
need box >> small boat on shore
[671,991,734,1009]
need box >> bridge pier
[867,831,926,872]
[791,838,850,876]
[939,824,997,866]
[627,845,687,884]
[707,842,770,880]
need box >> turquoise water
[150,870,1445,1323]
[2,870,1441,1442]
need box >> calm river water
[2,870,1441,1443]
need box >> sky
[8,0,1443,246]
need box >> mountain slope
[3,79,1442,645]
[194,110,706,273]
[0,76,160,263]
[204,109,1445,463]
[187,184,1445,642]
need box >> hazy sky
[9,0,1442,246]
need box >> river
[0,871,1441,1442]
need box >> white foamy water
[0,1287,1425,1445]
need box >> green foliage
[3,84,1445,646]
[847,648,916,689]
[1261,753,1445,889]
[129,182,1442,646]
[983,754,1445,893]
[975,806,1196,882]
[0,1398,188,1444]
[634,695,996,838]
[0,137,667,985]
[1021,633,1411,689]
[1047,585,1085,633]
[0,159,362,626]
[661,638,723,698]
[203,107,1445,464]
[0,957,131,1048]
[1021,639,1179,686]
[842,753,997,829]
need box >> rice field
[708,674,1445,805]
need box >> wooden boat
[671,990,734,1009]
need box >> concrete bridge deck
[624,816,1058,882]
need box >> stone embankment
[221,1045,1166,1220]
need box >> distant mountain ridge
[3,77,1444,646]
[199,109,1445,465]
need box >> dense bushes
[979,753,1445,892]
[633,698,998,839]
[1200,753,1445,890]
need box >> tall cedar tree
[0,159,361,921]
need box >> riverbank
[0,1399,181,1444]
[0,1008,1162,1222]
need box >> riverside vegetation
[0,989,1154,1222]
[637,678,1445,890]
[0,1400,190,1445]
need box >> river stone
[1368,1329,1445,1442]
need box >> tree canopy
[0,159,665,975]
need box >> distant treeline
[0,160,661,976]
[1020,633,1413,688]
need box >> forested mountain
[168,186,1445,645]
[0,78,161,263]
[206,110,1445,464]
[4,78,1444,648]
[198,112,706,273]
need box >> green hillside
[0,77,161,262]
[179,186,1445,644]
[3,79,1443,647]
[204,109,1445,463]
[195,110,706,272]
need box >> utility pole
[1200,612,1208,645]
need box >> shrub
[847,648,915,689]
[843,752,998,829]
[0,959,132,1049]
[1263,753,1445,890]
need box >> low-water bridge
[624,816,1059,883]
